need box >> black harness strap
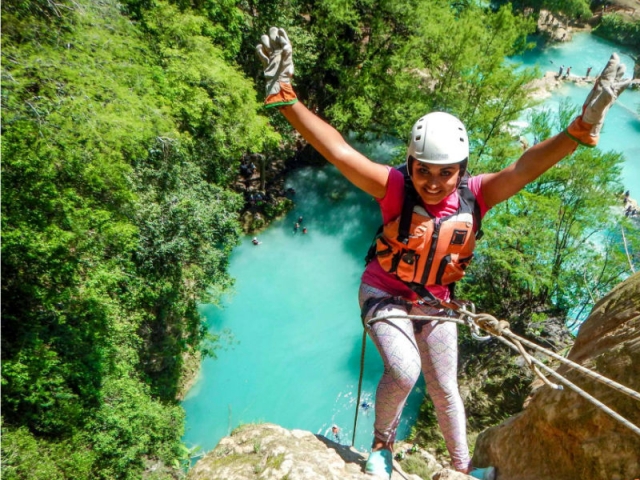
[458,176,483,240]
[360,295,413,325]
[396,165,419,245]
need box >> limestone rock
[537,10,573,42]
[473,272,640,480]
[187,423,479,480]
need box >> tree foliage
[594,13,640,49]
[459,101,635,321]
[492,0,592,19]
[2,0,274,476]
[235,0,539,144]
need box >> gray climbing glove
[565,53,632,147]
[256,27,297,109]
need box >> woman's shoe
[469,466,496,480]
[365,449,393,479]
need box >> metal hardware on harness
[457,303,492,342]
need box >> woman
[256,27,630,479]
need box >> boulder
[473,272,640,480]
[537,9,573,42]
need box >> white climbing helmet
[406,112,469,165]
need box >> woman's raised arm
[280,102,389,198]
[481,132,577,208]
[257,27,388,198]
[481,53,631,209]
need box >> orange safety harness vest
[365,166,483,305]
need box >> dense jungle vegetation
[2,0,638,478]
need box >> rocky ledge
[473,272,640,480]
[186,423,478,480]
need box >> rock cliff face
[473,272,640,480]
[187,274,639,480]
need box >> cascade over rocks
[473,272,640,480]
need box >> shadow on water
[285,165,381,263]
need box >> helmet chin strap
[406,156,414,179]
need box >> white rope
[509,334,563,390]
[366,309,640,437]
[494,335,640,437]
[455,307,640,403]
[501,329,640,402]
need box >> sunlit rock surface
[473,272,640,480]
[187,423,474,480]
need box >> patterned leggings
[359,283,471,472]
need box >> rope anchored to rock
[352,304,640,447]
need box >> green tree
[2,0,275,476]
[459,101,633,320]
[236,0,537,144]
[493,0,592,19]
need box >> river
[181,32,640,458]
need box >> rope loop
[475,313,510,336]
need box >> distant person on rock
[623,190,630,205]
[586,66,593,78]
[256,27,631,480]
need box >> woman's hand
[565,52,632,147]
[257,27,389,198]
[482,52,631,208]
[256,27,298,108]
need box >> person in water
[256,27,630,480]
[331,424,341,442]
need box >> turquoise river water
[182,32,640,457]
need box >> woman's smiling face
[410,159,461,205]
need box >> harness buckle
[401,251,416,265]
